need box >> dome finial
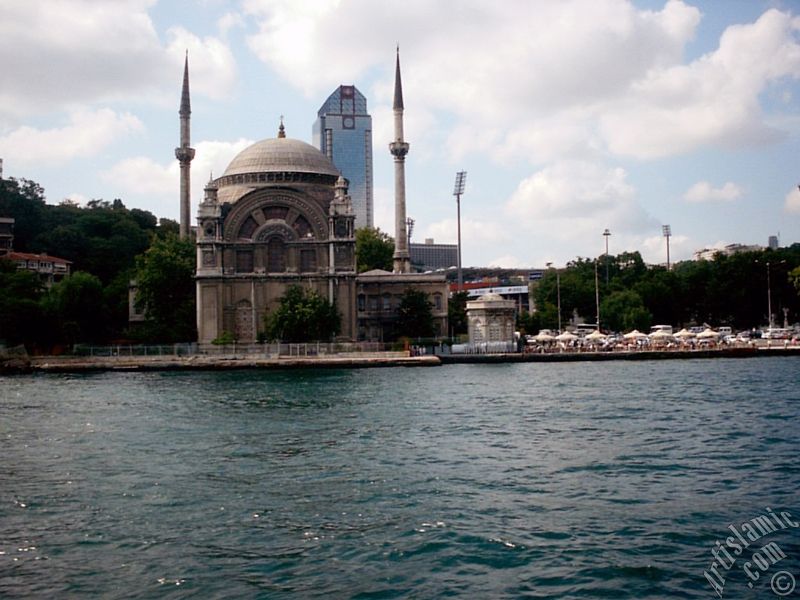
[278,115,286,138]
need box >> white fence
[72,341,403,358]
[450,341,518,355]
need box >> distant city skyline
[0,1,798,268]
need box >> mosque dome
[222,137,340,178]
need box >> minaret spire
[175,51,195,239]
[393,45,404,111]
[389,47,411,273]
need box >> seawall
[3,346,797,375]
[24,354,441,374]
[440,346,799,364]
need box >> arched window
[267,237,287,272]
[238,216,258,240]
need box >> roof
[477,292,505,302]
[5,251,71,264]
[222,137,340,178]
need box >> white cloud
[785,186,800,214]
[0,0,236,121]
[218,12,245,38]
[487,254,530,269]
[683,181,743,203]
[241,1,799,164]
[601,9,800,158]
[422,218,503,246]
[640,233,692,265]
[505,161,651,229]
[0,109,143,165]
[101,138,253,218]
[165,27,238,101]
[372,185,395,235]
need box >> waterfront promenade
[1,342,796,374]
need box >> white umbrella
[697,328,720,339]
[649,329,675,341]
[623,330,647,339]
[532,332,556,342]
[585,330,607,341]
[555,331,578,342]
[674,328,696,339]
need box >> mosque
[176,52,449,344]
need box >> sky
[1,0,799,269]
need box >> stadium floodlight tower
[662,224,672,270]
[454,171,467,292]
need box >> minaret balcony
[389,141,409,159]
[175,146,196,162]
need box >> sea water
[1,357,799,598]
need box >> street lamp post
[766,261,773,329]
[603,228,611,285]
[453,171,467,292]
[662,225,671,270]
[757,259,785,329]
[595,259,600,331]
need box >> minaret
[389,47,411,274]
[175,52,195,239]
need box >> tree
[395,288,434,339]
[448,291,469,336]
[791,266,800,296]
[356,227,394,272]
[134,234,196,342]
[0,259,47,347]
[0,178,47,252]
[516,310,540,336]
[600,290,652,332]
[263,285,340,342]
[45,272,108,343]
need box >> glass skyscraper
[313,85,374,229]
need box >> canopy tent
[585,330,607,342]
[649,330,675,342]
[555,331,578,342]
[623,330,647,340]
[531,332,556,342]
[697,328,720,339]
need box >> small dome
[222,137,340,178]
[477,292,505,302]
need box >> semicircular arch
[223,188,328,242]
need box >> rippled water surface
[2,358,799,598]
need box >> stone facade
[466,293,516,344]
[356,270,449,341]
[195,136,357,344]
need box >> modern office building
[410,238,458,271]
[312,85,374,229]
